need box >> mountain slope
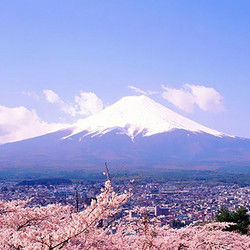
[0,95,249,174]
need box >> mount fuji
[0,95,250,174]
[68,95,227,139]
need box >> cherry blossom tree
[0,180,130,249]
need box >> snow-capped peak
[66,95,229,139]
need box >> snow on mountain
[66,95,229,140]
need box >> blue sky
[0,0,250,143]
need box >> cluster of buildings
[0,180,249,228]
[125,183,249,227]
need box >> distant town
[1,177,249,229]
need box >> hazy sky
[1,1,250,144]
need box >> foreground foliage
[0,181,249,249]
[216,206,250,234]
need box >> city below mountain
[0,95,250,175]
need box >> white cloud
[60,103,77,116]
[74,91,104,116]
[22,91,40,100]
[185,84,225,112]
[162,84,225,112]
[43,89,104,117]
[0,106,68,144]
[43,89,60,103]
[43,89,76,116]
[128,85,157,96]
[161,85,195,112]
